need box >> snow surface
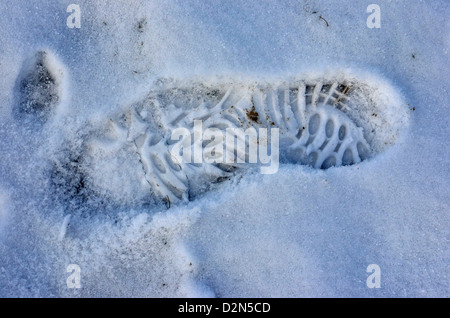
[0,0,449,297]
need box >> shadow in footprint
[14,50,63,124]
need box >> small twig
[343,86,350,95]
[319,15,329,27]
[167,195,171,209]
[336,86,351,104]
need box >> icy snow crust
[0,0,448,297]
